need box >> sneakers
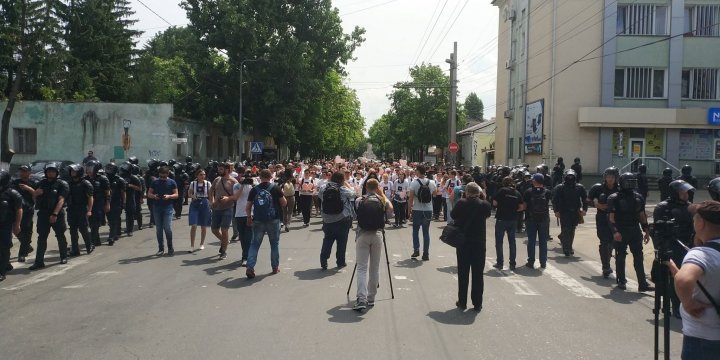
[353,300,367,312]
[168,249,174,257]
[422,253,429,261]
[246,268,256,279]
[156,250,165,257]
[493,263,503,270]
[219,252,227,260]
[368,300,375,307]
[60,258,68,265]
[199,245,205,250]
[411,250,420,258]
[272,267,280,274]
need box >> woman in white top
[188,169,212,252]
[392,172,409,227]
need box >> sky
[129,0,500,130]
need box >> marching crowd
[0,155,718,355]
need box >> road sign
[708,108,720,125]
[250,142,264,154]
[448,142,459,153]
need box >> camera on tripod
[653,218,677,263]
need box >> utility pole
[445,42,458,166]
[238,59,257,161]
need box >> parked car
[27,160,74,182]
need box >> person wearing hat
[523,173,552,269]
[667,200,720,357]
[10,164,37,262]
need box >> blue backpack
[253,183,276,221]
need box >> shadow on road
[427,308,478,325]
[395,259,422,268]
[644,318,683,334]
[437,266,457,274]
[294,268,337,280]
[581,275,616,288]
[118,254,160,265]
[179,256,219,267]
[602,287,653,305]
[327,304,364,323]
[204,261,241,276]
[217,274,268,288]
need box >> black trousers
[433,195,446,220]
[456,247,485,308]
[174,192,184,219]
[35,211,67,265]
[89,208,105,246]
[393,201,407,226]
[614,227,647,285]
[0,243,9,276]
[558,213,578,254]
[17,208,34,257]
[108,203,122,240]
[596,215,613,272]
[125,201,136,234]
[67,208,92,254]
[299,194,313,224]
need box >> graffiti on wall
[81,110,100,147]
[148,149,161,158]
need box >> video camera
[652,218,677,263]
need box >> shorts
[188,199,211,227]
[211,207,233,229]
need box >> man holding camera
[667,200,720,358]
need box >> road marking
[394,275,407,280]
[2,259,89,291]
[392,254,401,258]
[544,263,602,299]
[486,258,539,296]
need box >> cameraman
[668,201,720,359]
[653,180,694,318]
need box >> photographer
[667,201,720,358]
[653,180,694,318]
[147,166,179,256]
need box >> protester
[231,171,255,265]
[450,182,491,311]
[209,162,238,260]
[392,172,409,228]
[245,169,287,278]
[408,165,437,261]
[147,166,178,256]
[280,169,296,232]
[318,172,356,270]
[188,169,211,253]
[298,169,316,226]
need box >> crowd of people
[0,155,718,355]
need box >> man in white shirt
[407,165,437,261]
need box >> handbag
[440,223,466,248]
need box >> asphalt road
[0,191,690,360]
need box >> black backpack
[322,183,343,215]
[529,189,549,222]
[357,194,385,231]
[416,179,432,203]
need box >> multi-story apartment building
[492,0,720,177]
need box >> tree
[464,92,483,121]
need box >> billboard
[524,99,544,154]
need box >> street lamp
[239,58,258,161]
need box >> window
[685,6,720,36]
[13,128,36,154]
[206,135,212,158]
[617,4,668,35]
[614,68,666,99]
[682,69,719,100]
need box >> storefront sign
[524,100,544,154]
[644,128,664,156]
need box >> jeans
[153,205,174,251]
[446,198,454,224]
[355,229,382,303]
[412,210,432,253]
[234,216,253,259]
[494,219,517,266]
[320,218,352,267]
[682,336,720,360]
[526,219,549,265]
[247,219,281,270]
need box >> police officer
[105,163,126,245]
[173,163,188,219]
[678,164,698,202]
[10,164,37,262]
[607,172,654,291]
[145,159,159,227]
[131,164,145,230]
[636,163,648,201]
[709,177,720,201]
[652,180,694,317]
[552,169,588,257]
[85,161,110,247]
[517,171,532,233]
[0,170,23,281]
[30,163,70,269]
[587,166,619,278]
[66,164,94,256]
[120,163,141,236]
[570,157,582,183]
[658,168,673,202]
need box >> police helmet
[127,156,139,165]
[158,160,168,168]
[105,162,118,177]
[131,164,140,176]
[68,164,84,178]
[85,160,102,175]
[173,163,184,174]
[681,164,692,176]
[638,163,647,174]
[0,170,10,190]
[168,159,176,167]
[603,166,619,181]
[668,180,695,201]
[574,157,580,164]
[44,162,60,177]
[147,159,159,171]
[119,162,132,177]
[563,169,577,183]
[185,156,193,163]
[19,164,31,172]
[708,177,720,201]
[662,168,673,177]
[619,172,638,191]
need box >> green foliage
[464,92,484,121]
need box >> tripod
[347,230,395,300]
[653,249,671,360]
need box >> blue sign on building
[708,108,720,125]
[250,142,264,154]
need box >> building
[1,101,282,168]
[457,120,496,168]
[492,0,720,179]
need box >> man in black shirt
[552,169,588,257]
[0,170,23,281]
[493,176,523,270]
[66,164,94,256]
[85,161,111,246]
[30,163,70,269]
[10,164,37,262]
[523,174,551,269]
[105,163,127,245]
[120,163,142,236]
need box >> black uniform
[587,182,618,276]
[677,175,698,202]
[67,177,94,255]
[658,174,673,202]
[552,177,587,256]
[570,161,582,183]
[34,177,70,267]
[123,173,141,235]
[636,172,648,201]
[173,167,188,219]
[10,177,37,260]
[107,174,127,243]
[0,187,22,279]
[607,189,651,289]
[87,174,111,246]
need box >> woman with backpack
[450,182,492,312]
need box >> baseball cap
[532,173,544,183]
[689,200,720,225]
